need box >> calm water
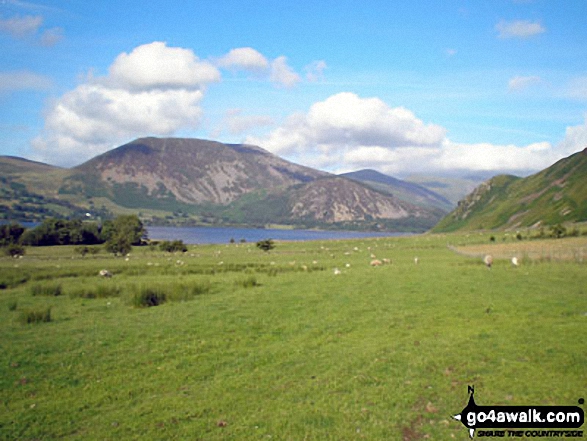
[147,226,407,245]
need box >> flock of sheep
[97,245,522,279]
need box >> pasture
[1,233,586,440]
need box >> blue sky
[1,0,586,177]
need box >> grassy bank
[1,234,585,439]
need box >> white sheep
[333,268,341,275]
[484,255,493,269]
[511,257,519,267]
[414,257,419,265]
[370,259,382,267]
[99,269,112,278]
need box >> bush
[256,239,275,252]
[30,283,62,297]
[132,287,167,307]
[4,243,25,257]
[19,307,52,324]
[159,240,188,253]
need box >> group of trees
[0,215,147,256]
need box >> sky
[1,0,586,178]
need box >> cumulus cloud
[508,75,541,92]
[217,47,269,72]
[247,92,445,158]
[215,48,308,88]
[0,14,42,38]
[108,41,220,90]
[32,41,220,165]
[0,70,51,92]
[246,92,586,176]
[496,19,545,39]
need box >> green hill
[433,148,587,232]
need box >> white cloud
[0,14,42,38]
[248,92,445,158]
[247,93,586,176]
[0,70,51,92]
[32,42,220,165]
[108,41,220,91]
[270,56,301,88]
[496,19,545,39]
[508,75,541,92]
[217,47,269,72]
[215,48,306,88]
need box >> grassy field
[0,233,585,440]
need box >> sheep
[99,269,112,278]
[511,257,519,267]
[414,257,419,265]
[370,259,383,267]
[333,268,341,275]
[382,258,391,264]
[483,255,493,269]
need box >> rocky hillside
[64,137,329,205]
[433,147,587,232]
[340,169,453,212]
[1,137,443,231]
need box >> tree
[0,223,25,247]
[256,238,275,252]
[103,215,146,256]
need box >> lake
[146,226,408,245]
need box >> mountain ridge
[1,137,443,231]
[433,147,587,232]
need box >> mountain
[340,169,453,212]
[1,137,443,231]
[63,137,329,205]
[433,148,587,232]
[403,174,486,206]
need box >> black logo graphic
[453,386,584,438]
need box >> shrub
[4,243,25,257]
[159,240,188,253]
[30,283,62,297]
[256,239,275,252]
[19,307,52,324]
[132,287,167,307]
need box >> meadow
[0,233,585,440]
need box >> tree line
[0,215,146,256]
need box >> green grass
[0,235,585,439]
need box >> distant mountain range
[0,137,449,232]
[340,169,453,212]
[3,137,584,233]
[433,147,587,232]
